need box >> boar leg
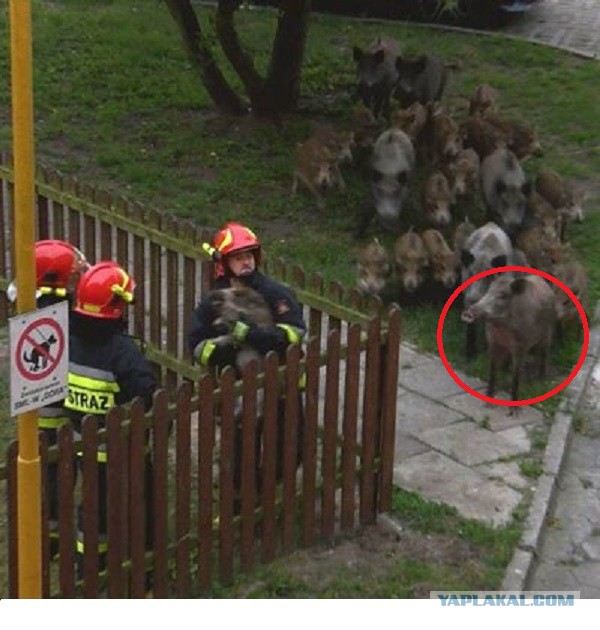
[294,172,326,209]
[510,352,524,403]
[334,164,347,192]
[487,354,498,398]
[465,322,477,361]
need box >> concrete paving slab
[497,426,531,453]
[416,421,531,466]
[394,432,430,461]
[475,461,533,491]
[442,392,544,430]
[396,388,465,434]
[399,355,465,398]
[393,450,523,527]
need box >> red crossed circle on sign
[15,317,65,382]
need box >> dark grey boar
[460,221,513,359]
[394,53,446,108]
[421,229,457,289]
[353,37,402,118]
[356,128,415,235]
[461,273,556,404]
[355,238,392,296]
[394,228,429,293]
[481,148,531,237]
[210,287,274,372]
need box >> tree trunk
[267,0,312,112]
[164,0,247,115]
[215,1,278,117]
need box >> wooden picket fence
[0,154,402,597]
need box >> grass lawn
[0,0,598,597]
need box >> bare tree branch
[164,0,246,115]
[215,0,277,116]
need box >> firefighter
[65,261,156,574]
[7,239,89,557]
[187,222,306,489]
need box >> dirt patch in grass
[220,520,500,598]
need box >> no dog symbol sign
[9,301,69,417]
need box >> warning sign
[9,301,69,416]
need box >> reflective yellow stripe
[65,386,116,414]
[68,373,120,393]
[276,323,304,344]
[65,371,119,415]
[38,416,70,430]
[76,539,108,554]
[298,372,307,391]
[76,449,107,463]
[199,341,216,366]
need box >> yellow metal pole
[9,0,41,598]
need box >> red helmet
[213,222,261,278]
[73,261,135,320]
[6,239,88,303]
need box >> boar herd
[292,35,589,403]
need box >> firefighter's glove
[193,339,236,367]
[231,319,251,345]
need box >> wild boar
[390,101,428,145]
[468,84,498,116]
[394,53,446,108]
[481,148,531,237]
[514,218,559,273]
[461,273,556,403]
[431,112,462,162]
[551,258,588,339]
[355,237,392,296]
[353,36,402,118]
[452,217,476,254]
[421,229,457,289]
[535,168,585,241]
[444,148,480,198]
[352,104,382,150]
[482,112,542,161]
[460,114,507,159]
[394,228,429,293]
[356,128,415,235]
[292,137,341,209]
[423,172,453,228]
[460,221,513,359]
[210,287,274,372]
[313,125,355,165]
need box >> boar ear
[352,46,363,62]
[490,254,507,268]
[461,249,474,268]
[510,278,528,295]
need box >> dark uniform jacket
[187,271,306,371]
[65,316,156,423]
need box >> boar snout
[461,308,477,324]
